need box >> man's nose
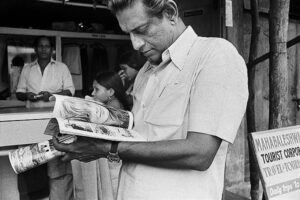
[130,33,145,51]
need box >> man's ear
[163,0,179,24]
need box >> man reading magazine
[53,0,248,199]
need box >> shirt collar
[163,26,198,70]
[144,57,171,74]
[31,58,55,67]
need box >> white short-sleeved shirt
[17,59,75,107]
[117,27,248,200]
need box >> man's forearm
[118,132,222,171]
[53,132,221,171]
[118,139,198,169]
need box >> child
[92,71,129,110]
[73,72,127,200]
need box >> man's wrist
[107,141,121,163]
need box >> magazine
[52,94,134,130]
[48,94,145,142]
[9,134,77,174]
[9,94,145,174]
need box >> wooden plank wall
[223,0,250,198]
[225,0,300,198]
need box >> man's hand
[38,91,52,102]
[26,92,38,102]
[52,136,110,162]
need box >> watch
[107,141,121,163]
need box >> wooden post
[55,35,62,62]
[247,0,261,199]
[267,4,290,197]
[296,25,300,124]
[269,0,290,129]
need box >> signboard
[250,126,300,200]
[225,0,233,27]
[183,9,204,18]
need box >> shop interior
[0,0,222,107]
[0,0,225,103]
[0,0,134,105]
[0,0,224,199]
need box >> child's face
[91,80,112,103]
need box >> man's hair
[33,36,54,48]
[108,0,177,18]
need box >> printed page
[56,118,145,142]
[52,94,133,129]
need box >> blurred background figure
[10,55,24,99]
[16,35,75,200]
[117,50,146,109]
[16,35,74,108]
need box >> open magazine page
[9,134,76,174]
[52,94,133,129]
[56,117,145,142]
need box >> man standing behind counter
[16,36,75,200]
[53,0,248,199]
[16,36,74,107]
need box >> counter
[0,107,52,121]
[0,107,53,200]
[0,107,53,147]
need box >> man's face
[35,38,53,60]
[116,1,175,65]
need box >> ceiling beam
[36,0,109,10]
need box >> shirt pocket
[48,75,63,92]
[144,82,190,126]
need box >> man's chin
[146,55,162,65]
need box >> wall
[178,0,222,37]
[255,18,300,129]
[223,0,250,198]
[225,0,300,198]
